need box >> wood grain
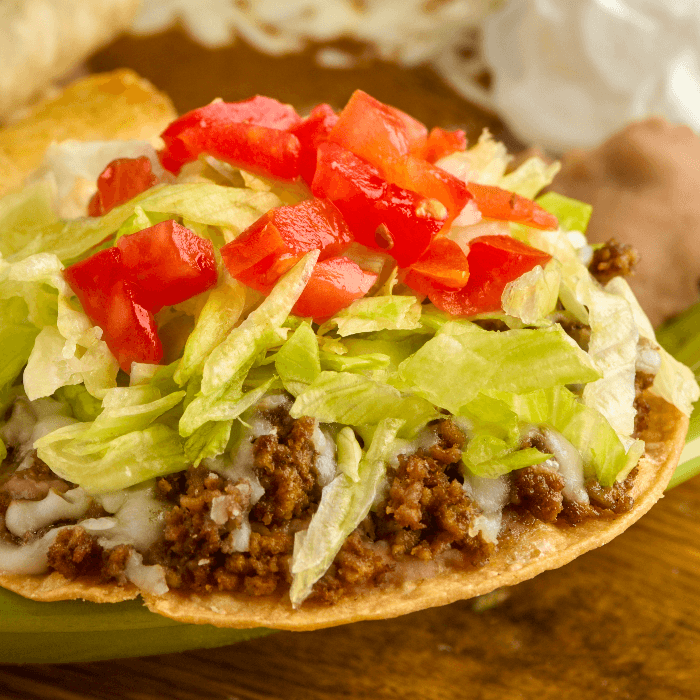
[0,31,697,700]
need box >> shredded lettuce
[536,192,592,233]
[7,183,281,265]
[498,157,560,199]
[488,386,643,486]
[36,384,189,493]
[290,371,437,437]
[289,417,403,607]
[608,277,700,417]
[174,278,247,387]
[398,322,600,414]
[324,295,422,337]
[6,253,118,400]
[501,261,561,326]
[274,322,321,396]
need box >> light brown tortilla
[0,73,690,629]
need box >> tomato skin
[65,223,217,371]
[159,96,303,178]
[104,280,163,372]
[311,142,445,267]
[163,124,301,180]
[291,103,339,185]
[408,237,470,289]
[407,235,552,316]
[414,127,467,162]
[63,248,124,326]
[88,157,158,216]
[116,220,218,311]
[63,249,163,371]
[384,155,471,224]
[329,90,427,165]
[467,183,559,230]
[221,198,353,290]
[292,257,378,319]
[326,91,467,222]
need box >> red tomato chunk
[291,103,339,185]
[117,220,218,312]
[407,235,551,316]
[467,183,559,231]
[414,127,467,163]
[88,157,158,217]
[160,96,302,179]
[311,142,445,267]
[292,257,378,320]
[64,221,217,371]
[221,198,352,293]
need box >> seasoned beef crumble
[589,238,639,285]
[47,527,132,583]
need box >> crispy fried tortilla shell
[0,74,689,629]
[0,396,687,630]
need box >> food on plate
[0,76,697,631]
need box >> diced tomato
[63,247,124,326]
[414,127,467,162]
[408,237,470,289]
[311,142,445,267]
[407,235,552,316]
[221,198,353,290]
[103,280,163,371]
[163,97,302,139]
[329,90,428,165]
[116,220,218,311]
[65,223,218,371]
[88,157,158,217]
[159,96,303,179]
[63,250,162,371]
[326,91,468,222]
[467,183,559,230]
[291,103,339,185]
[162,124,301,180]
[292,257,378,319]
[383,155,471,224]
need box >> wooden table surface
[1,30,699,700]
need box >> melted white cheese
[464,474,510,544]
[541,427,589,505]
[0,528,63,575]
[312,423,337,487]
[5,488,91,538]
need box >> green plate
[0,588,271,664]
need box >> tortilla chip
[0,0,140,122]
[0,69,176,198]
[0,73,689,628]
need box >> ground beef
[511,464,565,523]
[560,468,638,525]
[252,413,319,526]
[374,420,490,566]
[46,527,132,582]
[634,371,655,438]
[151,409,320,596]
[558,318,591,352]
[589,238,639,285]
[309,531,393,605]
